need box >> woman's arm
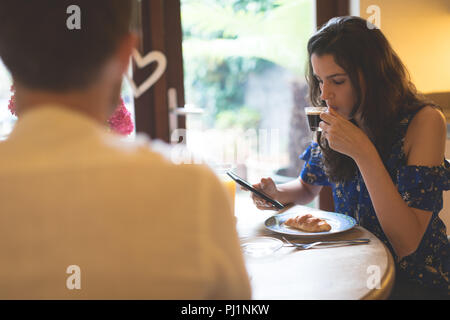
[249,177,322,210]
[277,178,322,205]
[354,107,447,259]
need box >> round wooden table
[235,194,395,300]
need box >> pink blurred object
[7,86,134,136]
[107,98,134,135]
[8,85,17,116]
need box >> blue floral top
[299,109,450,292]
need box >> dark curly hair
[306,16,441,183]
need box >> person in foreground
[249,16,449,299]
[0,0,250,299]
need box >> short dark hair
[0,0,132,91]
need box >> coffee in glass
[305,107,328,131]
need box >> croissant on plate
[284,214,331,232]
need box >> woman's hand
[242,177,280,211]
[319,107,373,161]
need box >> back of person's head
[0,0,132,92]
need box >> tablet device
[226,171,285,209]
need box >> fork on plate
[282,236,370,250]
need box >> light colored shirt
[0,105,251,299]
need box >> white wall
[358,0,450,94]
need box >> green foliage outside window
[181,0,313,129]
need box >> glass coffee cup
[305,106,327,142]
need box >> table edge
[361,240,396,300]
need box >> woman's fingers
[240,178,278,211]
[251,192,262,202]
[260,178,269,188]
[255,203,271,210]
[253,196,273,210]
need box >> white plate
[265,210,356,238]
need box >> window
[180,0,316,183]
[134,0,348,211]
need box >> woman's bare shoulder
[404,105,447,165]
[413,105,445,122]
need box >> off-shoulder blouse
[300,110,450,292]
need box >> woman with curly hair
[249,16,449,299]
